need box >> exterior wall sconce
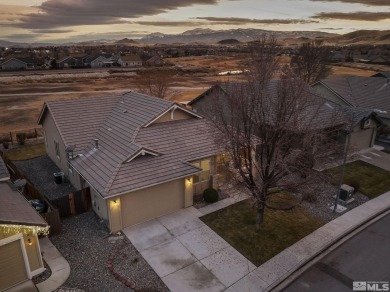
[27,238,32,246]
[113,200,118,206]
[186,177,192,186]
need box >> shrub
[16,133,26,145]
[203,188,219,203]
[2,141,9,149]
[349,181,360,193]
[302,192,317,203]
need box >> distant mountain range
[140,28,336,44]
[1,28,390,47]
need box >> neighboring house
[145,55,165,67]
[57,56,77,69]
[117,55,142,67]
[0,57,36,71]
[190,82,383,151]
[90,55,116,68]
[57,55,90,69]
[38,92,222,232]
[0,157,49,291]
[312,76,390,127]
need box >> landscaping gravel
[299,183,370,223]
[13,155,76,200]
[50,211,168,292]
[32,259,52,285]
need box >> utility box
[338,184,355,204]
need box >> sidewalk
[36,237,70,292]
[225,191,390,292]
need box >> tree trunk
[255,204,265,227]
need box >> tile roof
[0,182,47,227]
[318,76,390,119]
[0,157,10,181]
[44,92,219,198]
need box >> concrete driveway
[123,206,255,291]
[360,148,390,171]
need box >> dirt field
[0,54,387,133]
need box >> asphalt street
[283,213,390,292]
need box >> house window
[192,158,211,184]
[54,140,60,161]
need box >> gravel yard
[50,211,168,292]
[13,155,76,200]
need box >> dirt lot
[0,54,386,133]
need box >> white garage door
[0,239,28,291]
[121,179,184,228]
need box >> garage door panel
[122,179,184,228]
[350,129,372,151]
[0,240,28,291]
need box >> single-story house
[145,56,165,67]
[0,57,36,71]
[312,76,390,127]
[189,82,383,151]
[117,55,142,67]
[0,157,49,291]
[57,56,77,69]
[89,55,117,68]
[38,92,222,232]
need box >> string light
[0,224,50,236]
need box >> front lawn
[201,199,324,267]
[4,143,45,161]
[328,160,390,199]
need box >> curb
[259,192,390,291]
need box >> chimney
[94,138,99,149]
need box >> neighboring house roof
[119,55,142,62]
[40,92,220,198]
[0,182,47,227]
[372,72,390,78]
[57,56,76,63]
[315,76,390,119]
[190,82,381,131]
[146,56,164,64]
[0,157,10,181]
[1,57,35,65]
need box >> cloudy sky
[0,0,389,43]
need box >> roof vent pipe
[94,139,99,149]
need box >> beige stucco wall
[0,227,43,275]
[91,188,108,221]
[154,108,194,124]
[41,111,81,190]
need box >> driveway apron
[123,206,255,291]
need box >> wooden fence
[0,127,44,145]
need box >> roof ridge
[104,163,122,195]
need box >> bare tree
[135,68,177,99]
[201,39,343,226]
[290,40,332,84]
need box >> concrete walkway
[227,191,390,292]
[360,148,390,171]
[123,201,254,292]
[36,237,70,292]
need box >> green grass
[328,160,390,199]
[200,199,324,266]
[5,143,46,161]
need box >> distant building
[117,55,142,67]
[145,55,165,67]
[0,57,36,71]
